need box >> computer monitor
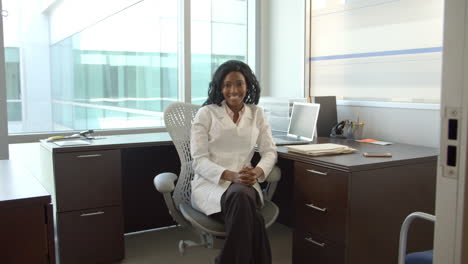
[312,96,338,137]
[287,102,321,141]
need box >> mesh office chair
[153,102,281,254]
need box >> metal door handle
[305,203,327,212]
[77,154,102,158]
[304,237,326,247]
[80,211,105,217]
[306,169,327,176]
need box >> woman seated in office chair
[191,60,277,264]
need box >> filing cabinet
[40,147,124,264]
[289,141,438,264]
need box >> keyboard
[272,135,312,146]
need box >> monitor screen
[287,102,320,140]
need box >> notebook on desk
[272,102,320,146]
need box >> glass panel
[191,0,248,105]
[4,47,21,121]
[2,0,178,134]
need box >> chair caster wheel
[178,240,186,255]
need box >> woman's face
[222,71,247,110]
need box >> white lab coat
[190,102,278,215]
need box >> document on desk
[285,143,356,156]
[53,139,92,147]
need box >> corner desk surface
[40,132,438,169]
[0,160,55,264]
[277,137,438,172]
[0,160,50,208]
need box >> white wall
[260,0,304,98]
[259,0,270,91]
[338,105,440,148]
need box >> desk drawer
[293,230,345,264]
[295,202,347,243]
[294,162,349,209]
[57,205,124,264]
[54,149,122,212]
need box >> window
[1,0,255,135]
[307,0,444,104]
[49,1,178,131]
[5,47,20,121]
[191,0,248,105]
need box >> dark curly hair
[202,60,261,106]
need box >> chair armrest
[263,166,281,201]
[265,166,281,183]
[398,212,436,264]
[154,172,178,193]
[153,172,191,228]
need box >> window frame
[0,0,8,159]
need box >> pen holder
[344,122,364,140]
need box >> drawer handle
[77,154,102,158]
[304,237,326,248]
[80,211,105,217]
[305,203,327,212]
[306,169,327,176]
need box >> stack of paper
[285,143,356,156]
[53,140,92,147]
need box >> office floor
[119,223,292,264]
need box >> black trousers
[212,183,272,264]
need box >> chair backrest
[164,102,201,207]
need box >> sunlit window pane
[3,0,178,133]
[4,47,21,121]
[191,0,248,105]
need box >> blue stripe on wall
[309,47,443,61]
[313,0,400,18]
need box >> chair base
[179,239,208,255]
[178,233,225,254]
[179,200,279,237]
[177,200,278,255]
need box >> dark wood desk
[274,137,438,264]
[37,134,437,264]
[0,160,55,264]
[39,133,180,264]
